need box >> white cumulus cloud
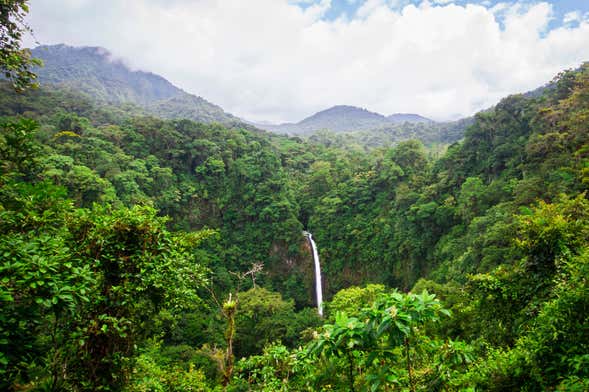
[24,0,589,123]
[563,11,581,24]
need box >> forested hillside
[255,104,468,147]
[2,61,588,390]
[262,105,392,134]
[303,116,472,151]
[30,44,238,124]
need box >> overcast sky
[24,0,589,123]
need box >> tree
[327,284,386,317]
[0,179,92,390]
[203,263,264,387]
[0,120,212,389]
[235,287,296,357]
[308,290,454,392]
[65,206,210,390]
[0,0,41,91]
[456,176,487,222]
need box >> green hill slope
[31,44,237,124]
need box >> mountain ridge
[28,44,464,145]
[30,44,238,124]
[257,104,435,135]
[387,113,431,123]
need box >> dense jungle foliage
[1,36,588,391]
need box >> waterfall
[304,231,323,317]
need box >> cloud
[563,11,581,24]
[24,0,589,122]
[490,2,509,14]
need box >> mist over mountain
[31,44,237,124]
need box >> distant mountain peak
[320,104,372,111]
[30,44,236,124]
[308,105,385,117]
[294,105,387,131]
[37,44,123,68]
[257,105,432,134]
[387,113,432,123]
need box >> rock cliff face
[267,239,317,308]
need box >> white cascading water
[304,231,323,317]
